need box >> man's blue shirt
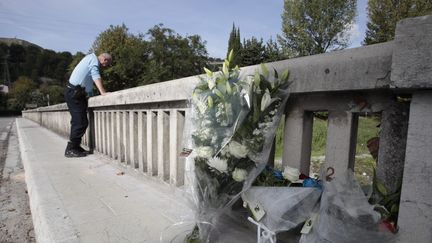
[69,53,101,94]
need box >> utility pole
[2,51,11,88]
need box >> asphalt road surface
[0,117,35,243]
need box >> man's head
[98,53,112,67]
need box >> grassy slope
[274,115,380,185]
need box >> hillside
[0,37,43,49]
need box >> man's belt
[67,83,85,90]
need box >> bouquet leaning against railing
[185,50,291,242]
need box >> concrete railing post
[88,108,95,152]
[397,92,432,242]
[282,107,313,175]
[390,15,432,242]
[325,111,358,176]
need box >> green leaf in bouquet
[273,68,279,79]
[215,76,228,89]
[253,71,261,87]
[376,181,388,197]
[281,69,290,83]
[207,96,214,108]
[261,89,272,111]
[226,81,232,95]
[216,83,227,95]
[228,49,234,63]
[390,204,399,214]
[195,81,209,92]
[260,63,269,78]
[207,77,216,90]
[223,60,229,75]
[204,67,213,77]
[214,88,224,99]
[252,94,260,123]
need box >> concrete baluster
[137,111,147,173]
[157,110,170,181]
[169,110,185,186]
[129,111,138,169]
[102,111,107,155]
[110,111,115,159]
[116,111,122,163]
[325,110,358,177]
[147,111,158,176]
[282,107,313,175]
[122,111,129,165]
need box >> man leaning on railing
[64,52,111,158]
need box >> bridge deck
[16,118,193,243]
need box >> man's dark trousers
[65,85,88,147]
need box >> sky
[0,0,368,59]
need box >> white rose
[207,157,228,173]
[227,141,249,159]
[283,166,302,183]
[232,168,248,182]
[196,146,214,158]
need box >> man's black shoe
[76,146,92,154]
[65,148,87,158]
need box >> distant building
[0,85,9,94]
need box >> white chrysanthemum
[207,157,228,173]
[283,166,301,182]
[196,146,214,158]
[232,168,248,182]
[227,141,249,159]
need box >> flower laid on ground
[253,165,291,187]
[185,50,290,242]
[282,165,302,183]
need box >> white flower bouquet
[185,51,290,242]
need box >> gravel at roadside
[0,119,35,243]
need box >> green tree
[364,0,432,45]
[145,24,208,83]
[91,23,208,91]
[263,38,284,62]
[0,92,8,110]
[241,37,265,66]
[9,76,38,110]
[91,24,149,91]
[278,0,357,57]
[40,84,65,105]
[226,23,242,67]
[7,44,26,82]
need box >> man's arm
[94,78,107,95]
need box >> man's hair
[99,53,112,60]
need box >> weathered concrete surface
[16,118,193,243]
[391,15,432,89]
[397,92,432,243]
[0,118,35,243]
[376,101,409,194]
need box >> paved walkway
[16,118,194,243]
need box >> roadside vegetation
[275,114,380,186]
